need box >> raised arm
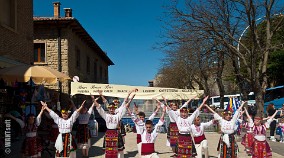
[76,100,86,113]
[201,119,214,128]
[205,104,222,121]
[153,107,166,134]
[98,90,108,105]
[93,97,106,120]
[123,88,138,104]
[197,96,209,111]
[87,101,96,115]
[268,109,279,119]
[280,110,284,117]
[41,101,59,124]
[181,96,197,108]
[4,113,25,128]
[148,104,161,121]
[243,107,252,122]
[36,104,45,126]
[265,110,280,127]
[232,101,247,123]
[125,93,136,108]
[186,96,208,123]
[153,97,170,113]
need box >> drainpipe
[58,28,62,103]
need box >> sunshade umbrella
[0,65,70,84]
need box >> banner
[71,82,204,100]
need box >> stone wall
[34,21,110,105]
[0,0,33,65]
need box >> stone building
[33,2,114,104]
[0,0,33,67]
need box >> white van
[209,92,255,108]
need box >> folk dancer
[191,110,215,158]
[140,106,166,158]
[94,90,136,158]
[40,100,85,158]
[5,104,44,158]
[244,107,279,158]
[240,112,254,155]
[205,101,246,158]
[127,101,160,156]
[76,97,96,157]
[169,96,208,158]
[153,96,195,155]
[99,90,136,144]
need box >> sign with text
[71,82,204,100]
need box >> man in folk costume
[205,101,246,158]
[190,112,215,158]
[40,100,86,158]
[168,96,208,158]
[127,101,160,156]
[94,90,136,158]
[153,96,195,156]
[243,107,279,158]
[76,97,96,157]
[140,106,166,158]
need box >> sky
[33,0,172,86]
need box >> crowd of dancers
[7,88,284,158]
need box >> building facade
[33,2,114,104]
[0,0,33,67]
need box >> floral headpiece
[107,103,118,109]
[61,109,71,114]
[222,110,232,116]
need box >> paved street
[7,131,284,158]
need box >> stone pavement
[7,132,284,158]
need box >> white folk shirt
[78,107,94,124]
[191,120,213,137]
[96,104,126,129]
[169,109,200,134]
[141,119,165,143]
[161,103,188,122]
[131,112,157,134]
[26,115,42,137]
[49,110,79,134]
[214,111,240,134]
[248,118,273,141]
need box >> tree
[164,0,284,115]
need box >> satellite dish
[73,76,79,82]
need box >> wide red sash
[141,143,155,155]
[194,134,206,144]
[137,134,142,144]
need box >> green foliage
[267,50,284,85]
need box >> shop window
[0,0,17,30]
[34,43,46,63]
